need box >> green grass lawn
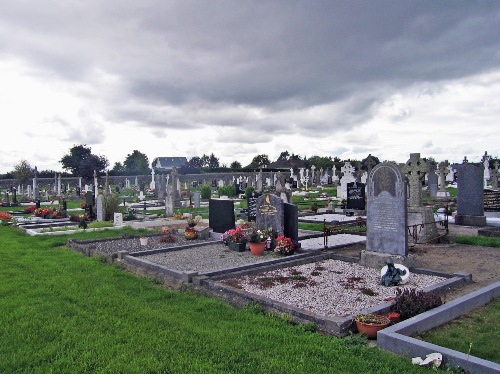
[418,298,500,364]
[0,225,427,373]
[454,235,500,248]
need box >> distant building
[152,157,188,172]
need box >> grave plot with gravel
[219,259,446,317]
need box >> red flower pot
[355,315,391,339]
[249,242,266,256]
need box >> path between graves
[337,224,500,301]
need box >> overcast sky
[1,1,499,173]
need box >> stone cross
[491,161,499,189]
[104,170,109,196]
[93,170,98,197]
[401,153,428,207]
[364,154,377,175]
[438,160,449,192]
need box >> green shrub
[104,194,122,221]
[245,186,255,198]
[218,185,236,198]
[200,184,212,199]
[391,288,442,320]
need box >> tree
[60,144,108,180]
[208,153,220,170]
[305,156,334,170]
[251,154,270,167]
[13,160,34,185]
[230,161,242,169]
[277,151,290,161]
[111,162,125,175]
[123,150,150,175]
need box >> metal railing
[323,217,366,248]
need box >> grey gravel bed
[142,243,288,273]
[91,236,217,255]
[222,260,446,317]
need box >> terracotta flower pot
[249,242,266,256]
[355,314,391,339]
[387,312,401,323]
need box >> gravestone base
[407,206,439,243]
[436,190,451,200]
[359,250,416,269]
[455,214,486,227]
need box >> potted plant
[222,227,247,252]
[185,216,201,228]
[354,313,391,339]
[274,235,297,256]
[248,229,267,256]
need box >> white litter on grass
[412,353,443,368]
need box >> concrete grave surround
[256,194,284,236]
[363,162,409,267]
[456,163,487,226]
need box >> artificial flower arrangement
[248,229,266,243]
[186,216,201,227]
[34,208,65,219]
[0,211,12,225]
[221,226,247,244]
[274,235,297,256]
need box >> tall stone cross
[365,154,377,175]
[438,160,449,192]
[491,161,499,189]
[402,153,428,207]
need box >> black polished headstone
[283,203,298,241]
[209,199,235,233]
[247,191,261,222]
[347,182,366,210]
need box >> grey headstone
[366,162,407,256]
[427,171,438,197]
[193,192,201,208]
[455,163,486,226]
[96,194,105,222]
[256,194,284,236]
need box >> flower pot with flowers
[248,229,267,256]
[222,226,247,252]
[0,211,12,226]
[354,313,391,339]
[274,236,297,256]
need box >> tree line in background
[2,143,498,183]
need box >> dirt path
[335,225,500,301]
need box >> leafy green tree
[207,153,220,170]
[230,161,242,169]
[60,144,108,180]
[277,151,290,161]
[111,162,125,175]
[305,156,334,170]
[123,150,150,175]
[13,160,34,185]
[251,154,270,167]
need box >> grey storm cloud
[2,1,500,137]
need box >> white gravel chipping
[223,259,446,317]
[300,234,366,250]
[301,214,365,222]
